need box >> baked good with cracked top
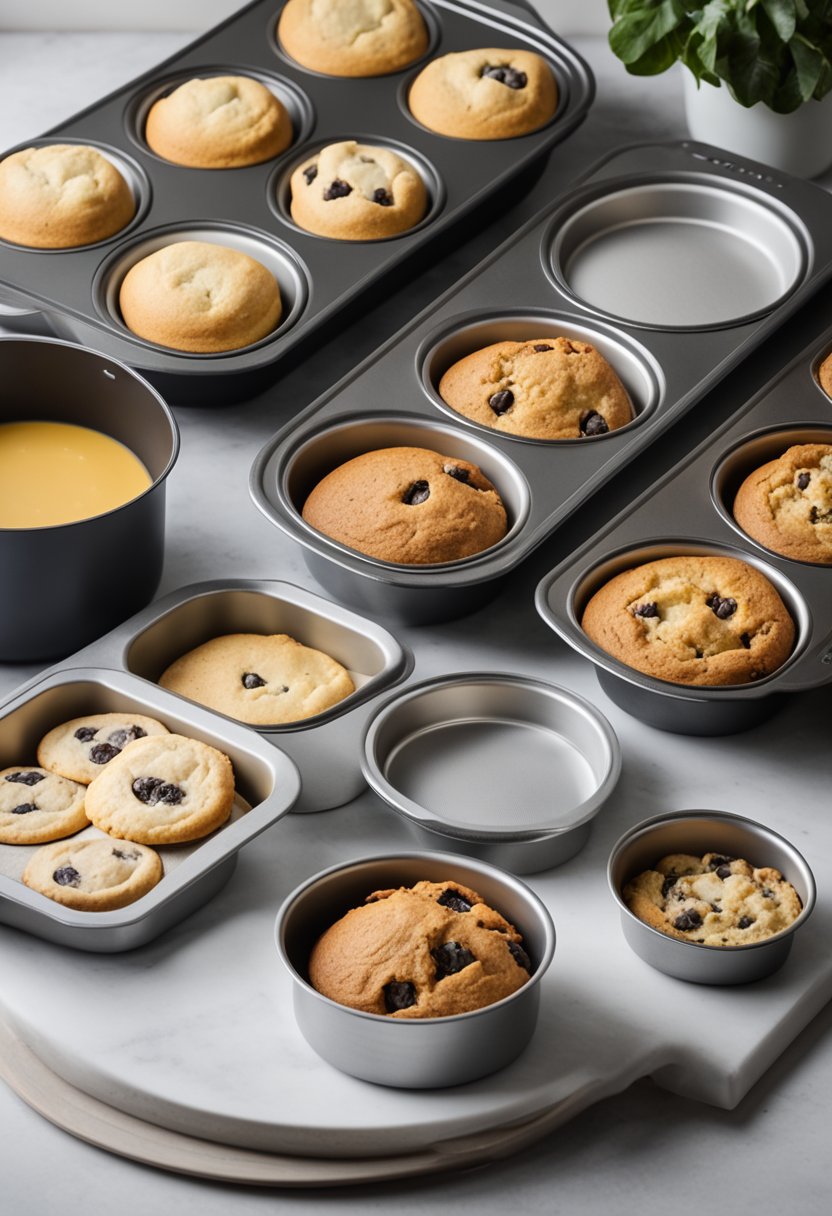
[145,75,292,168]
[309,879,532,1017]
[408,47,557,139]
[22,837,163,911]
[290,140,427,239]
[0,766,88,845]
[278,0,428,77]
[733,443,832,565]
[0,143,135,248]
[301,445,508,564]
[581,554,795,686]
[37,713,170,785]
[439,336,633,439]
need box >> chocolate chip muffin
[278,0,428,77]
[408,48,557,140]
[439,337,633,440]
[581,554,795,687]
[290,140,427,240]
[624,852,802,946]
[301,445,508,564]
[309,879,532,1018]
[733,443,832,564]
[0,143,135,248]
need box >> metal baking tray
[250,140,832,624]
[0,0,594,404]
[535,328,832,734]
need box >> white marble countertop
[1,22,832,1215]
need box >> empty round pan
[548,179,806,330]
[363,673,621,872]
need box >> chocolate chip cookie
[22,836,163,912]
[37,713,170,785]
[733,443,832,564]
[0,766,88,845]
[290,140,427,239]
[409,47,557,139]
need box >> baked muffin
[0,143,135,248]
[624,852,802,946]
[439,336,633,439]
[290,140,427,239]
[145,75,292,168]
[309,879,532,1018]
[733,443,832,565]
[278,0,428,77]
[159,632,355,725]
[119,240,282,353]
[409,48,557,140]
[581,554,795,687]
[301,445,508,564]
[817,351,832,398]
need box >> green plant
[608,1,832,111]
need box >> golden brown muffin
[408,48,557,140]
[0,143,135,248]
[301,445,508,564]
[581,554,795,687]
[817,351,832,398]
[119,240,282,353]
[439,336,633,439]
[290,140,427,240]
[145,75,292,168]
[278,0,428,77]
[733,443,832,564]
[309,879,532,1018]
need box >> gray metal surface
[275,851,556,1087]
[251,141,832,624]
[0,0,595,404]
[536,327,832,733]
[607,811,816,985]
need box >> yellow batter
[0,420,152,528]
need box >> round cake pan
[362,673,621,872]
[546,179,807,330]
[0,336,178,662]
[275,851,556,1088]
[608,811,816,985]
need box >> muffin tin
[535,327,832,734]
[0,0,594,404]
[250,140,832,624]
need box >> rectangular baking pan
[0,0,594,404]
[535,328,832,734]
[251,139,832,624]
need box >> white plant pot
[682,69,832,179]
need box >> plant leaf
[715,29,781,105]
[760,0,797,42]
[608,0,687,66]
[790,31,827,97]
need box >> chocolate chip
[716,865,732,880]
[480,64,527,88]
[323,179,352,200]
[53,866,81,888]
[383,980,417,1012]
[709,856,732,871]
[740,632,751,649]
[107,725,147,749]
[373,188,393,206]
[507,940,532,972]
[443,464,470,483]
[710,904,722,913]
[402,480,430,505]
[674,909,703,932]
[74,726,98,743]
[432,941,476,978]
[112,847,140,861]
[242,672,267,689]
[738,916,755,929]
[489,389,514,415]
[11,803,37,815]
[131,777,184,806]
[532,343,553,352]
[89,742,121,765]
[303,164,318,185]
[706,593,737,619]
[437,889,473,913]
[661,875,678,899]
[796,471,811,490]
[4,771,45,786]
[632,602,659,618]
[580,411,609,437]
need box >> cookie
[309,879,532,1018]
[408,48,557,140]
[439,337,633,440]
[22,837,163,912]
[145,75,292,168]
[0,766,88,845]
[118,240,282,353]
[278,0,428,77]
[37,713,170,785]
[158,632,355,725]
[84,733,235,845]
[290,140,427,240]
[0,143,136,249]
[301,445,508,564]
[624,852,802,946]
[733,443,832,565]
[581,554,795,687]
